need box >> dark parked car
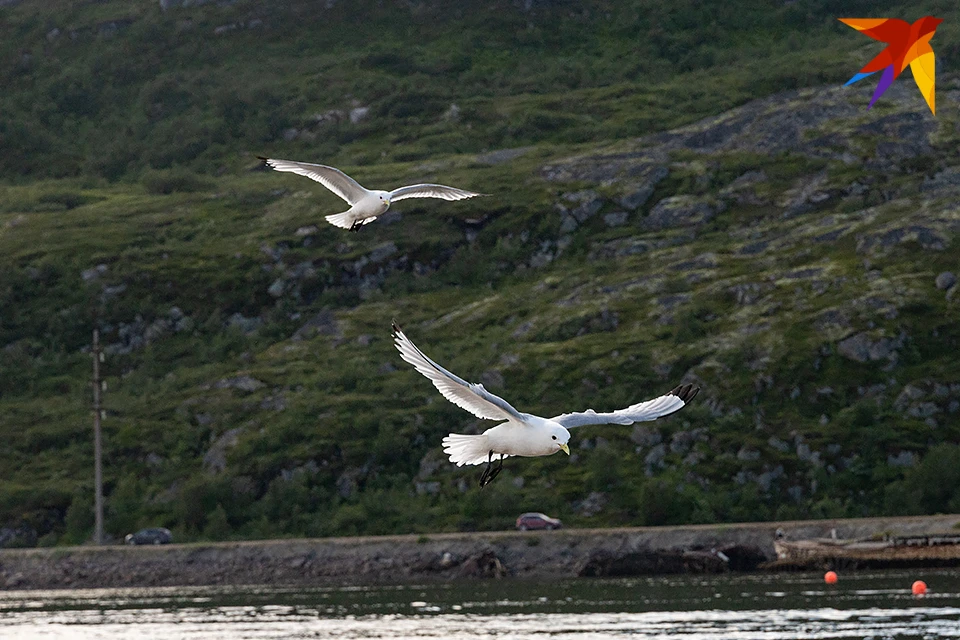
[124,527,173,545]
[515,512,562,531]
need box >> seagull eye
[552,435,557,440]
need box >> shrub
[63,491,94,545]
[36,191,94,210]
[889,444,960,515]
[141,168,209,195]
[203,504,231,540]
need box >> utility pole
[92,329,104,545]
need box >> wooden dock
[768,533,960,570]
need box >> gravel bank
[2,514,958,590]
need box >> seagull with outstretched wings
[392,322,700,487]
[259,158,484,231]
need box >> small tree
[203,504,231,541]
[64,491,94,545]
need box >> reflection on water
[1,569,959,638]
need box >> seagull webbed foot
[479,451,505,488]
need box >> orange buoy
[824,571,838,584]
[912,580,927,595]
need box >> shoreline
[2,514,958,591]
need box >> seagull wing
[552,384,699,429]
[261,158,369,205]
[392,323,526,422]
[388,184,484,202]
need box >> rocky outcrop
[290,309,341,342]
[456,550,507,578]
[213,376,265,392]
[644,196,725,230]
[577,547,737,576]
[104,308,194,355]
[203,427,244,474]
[936,272,956,291]
[0,525,37,549]
[837,331,904,365]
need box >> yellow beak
[559,443,570,455]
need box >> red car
[515,512,562,531]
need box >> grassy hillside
[6,0,956,180]
[1,0,959,546]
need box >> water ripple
[0,569,958,639]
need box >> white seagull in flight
[392,323,700,487]
[259,157,484,231]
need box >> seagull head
[548,425,571,455]
[376,190,391,207]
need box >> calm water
[1,569,959,639]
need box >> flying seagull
[392,322,700,487]
[259,157,484,231]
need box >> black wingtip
[250,156,272,173]
[391,320,402,337]
[668,383,700,405]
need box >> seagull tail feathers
[442,434,492,467]
[325,210,355,229]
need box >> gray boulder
[228,313,262,334]
[837,332,902,363]
[603,211,628,227]
[645,196,724,230]
[349,107,370,124]
[561,190,604,223]
[291,309,341,342]
[887,451,916,467]
[81,264,108,282]
[856,225,947,254]
[619,186,655,210]
[935,272,956,290]
[644,443,667,474]
[267,278,285,297]
[215,376,265,392]
[203,427,244,474]
[573,491,608,518]
[631,425,662,447]
[475,147,532,165]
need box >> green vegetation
[5,0,955,181]
[1,0,959,546]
